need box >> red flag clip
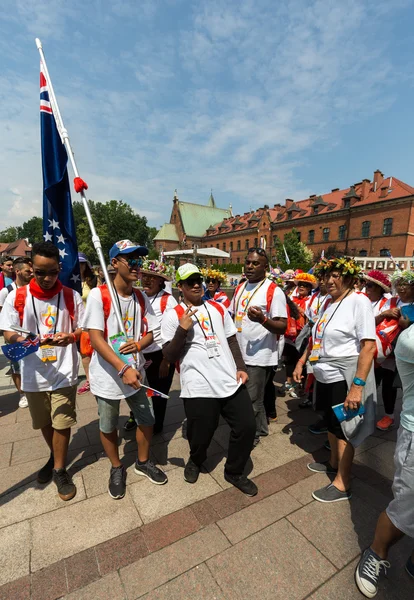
[74,177,88,193]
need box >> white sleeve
[223,308,237,337]
[270,286,288,319]
[73,291,85,329]
[0,291,19,331]
[82,288,105,332]
[167,294,178,309]
[355,295,376,341]
[161,308,179,345]
[0,288,8,308]
[143,294,159,334]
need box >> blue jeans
[96,388,155,433]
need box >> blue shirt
[395,324,414,433]
[4,276,13,287]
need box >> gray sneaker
[312,483,351,503]
[134,460,168,485]
[307,461,338,474]
[355,547,390,598]
[108,464,127,500]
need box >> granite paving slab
[140,563,226,600]
[0,521,30,586]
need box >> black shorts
[315,379,348,440]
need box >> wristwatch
[353,377,366,387]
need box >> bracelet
[298,358,305,365]
[353,377,366,387]
[261,316,268,326]
[118,364,132,378]
[71,333,77,344]
[135,342,142,352]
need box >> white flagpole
[35,38,126,336]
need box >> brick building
[154,171,414,266]
[0,239,32,259]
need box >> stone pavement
[0,350,412,600]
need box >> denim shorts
[386,425,414,538]
[96,388,155,433]
[10,360,20,374]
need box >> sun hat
[391,269,414,285]
[293,272,317,288]
[176,263,202,282]
[109,239,149,261]
[78,252,93,269]
[363,270,391,293]
[140,259,175,281]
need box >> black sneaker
[224,472,258,496]
[124,416,137,432]
[134,460,168,485]
[184,459,200,484]
[108,464,127,499]
[252,437,261,449]
[53,468,76,501]
[37,453,54,484]
[299,398,312,409]
[355,547,390,598]
[308,420,328,435]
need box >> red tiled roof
[0,239,32,256]
[203,174,414,236]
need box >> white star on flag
[43,231,53,242]
[59,248,68,259]
[48,219,60,229]
[70,274,80,283]
[56,234,66,245]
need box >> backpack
[14,285,75,328]
[99,284,146,339]
[375,297,400,364]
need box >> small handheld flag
[2,338,40,362]
[283,244,291,265]
[40,64,81,293]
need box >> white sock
[386,413,394,420]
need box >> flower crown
[391,269,414,285]
[140,259,175,279]
[314,257,362,278]
[201,268,227,285]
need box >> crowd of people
[0,242,413,597]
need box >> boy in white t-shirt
[83,240,167,500]
[230,249,287,446]
[162,264,257,496]
[0,242,84,501]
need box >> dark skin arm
[247,305,287,335]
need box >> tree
[18,217,43,244]
[274,228,314,271]
[324,244,345,259]
[0,226,19,243]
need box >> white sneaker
[19,395,29,409]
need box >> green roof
[153,223,179,241]
[178,201,232,237]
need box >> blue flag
[2,338,40,362]
[40,64,81,292]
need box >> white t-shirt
[0,286,84,392]
[305,292,329,323]
[230,279,287,367]
[311,292,376,384]
[0,282,17,308]
[83,287,159,400]
[371,296,392,318]
[143,291,177,353]
[161,301,241,399]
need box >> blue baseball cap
[109,239,149,261]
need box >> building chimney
[373,170,384,192]
[285,198,294,209]
[360,179,371,200]
[380,185,388,199]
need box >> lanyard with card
[309,290,351,363]
[32,294,61,363]
[192,303,222,358]
[234,280,267,332]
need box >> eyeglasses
[34,269,60,278]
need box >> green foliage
[210,262,244,273]
[0,226,20,243]
[274,228,314,271]
[325,244,345,259]
[19,217,44,244]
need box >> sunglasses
[183,277,203,286]
[206,278,218,284]
[247,247,268,256]
[118,256,143,268]
[34,269,60,277]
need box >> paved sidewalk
[0,351,412,600]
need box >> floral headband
[201,268,227,285]
[140,259,175,281]
[391,269,414,285]
[314,257,362,278]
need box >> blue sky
[1,0,414,230]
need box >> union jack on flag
[2,338,40,362]
[40,63,81,292]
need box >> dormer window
[343,199,350,209]
[313,206,319,215]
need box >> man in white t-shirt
[0,242,84,501]
[83,239,167,500]
[0,257,33,409]
[161,264,257,496]
[230,249,287,446]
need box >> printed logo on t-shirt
[123,309,134,339]
[41,306,57,330]
[198,313,211,333]
[315,313,328,342]
[240,294,250,309]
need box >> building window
[361,221,370,238]
[245,239,249,250]
[383,218,393,236]
[380,248,390,257]
[254,237,258,247]
[273,235,278,247]
[308,230,315,243]
[359,249,368,257]
[237,257,240,264]
[313,206,319,215]
[237,240,241,251]
[323,227,330,241]
[230,241,233,252]
[223,243,226,252]
[343,199,350,209]
[216,244,219,249]
[338,225,346,241]
[296,231,301,241]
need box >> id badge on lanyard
[309,342,321,363]
[205,334,221,358]
[235,311,244,332]
[41,345,58,362]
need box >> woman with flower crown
[201,268,230,308]
[123,260,177,435]
[293,257,377,503]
